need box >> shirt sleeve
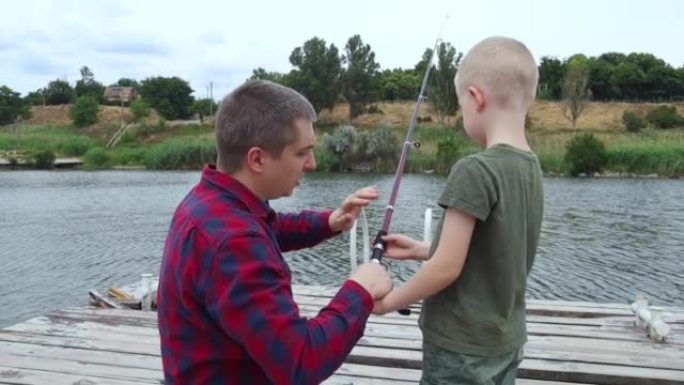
[439,156,498,221]
[204,230,373,385]
[275,210,339,252]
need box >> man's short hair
[215,80,316,172]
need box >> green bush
[321,125,357,171]
[69,96,99,128]
[130,99,151,122]
[646,105,682,129]
[32,149,55,169]
[564,133,608,177]
[113,148,148,166]
[537,152,565,174]
[83,147,112,169]
[436,135,466,174]
[313,145,335,172]
[622,111,644,132]
[356,126,399,171]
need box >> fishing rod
[370,16,448,316]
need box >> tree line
[0,67,216,126]
[2,33,684,127]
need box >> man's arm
[275,186,379,252]
[373,208,475,314]
[205,230,376,385]
[275,210,338,252]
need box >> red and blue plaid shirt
[157,165,373,385]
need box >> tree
[190,98,218,123]
[116,78,141,90]
[249,68,289,84]
[561,55,591,129]
[24,88,46,106]
[139,77,194,120]
[429,42,461,125]
[538,57,565,100]
[44,79,74,105]
[340,35,380,119]
[287,37,342,113]
[69,96,99,127]
[378,68,420,101]
[587,57,615,101]
[414,48,433,79]
[0,86,31,125]
[74,66,105,102]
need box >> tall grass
[530,129,684,176]
[0,124,97,156]
[144,136,216,170]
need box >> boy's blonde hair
[455,36,538,110]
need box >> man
[158,79,392,385]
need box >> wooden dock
[1,285,683,385]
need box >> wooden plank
[331,364,596,385]
[292,285,684,320]
[1,319,160,341]
[0,365,155,385]
[520,358,684,385]
[301,307,683,345]
[0,352,162,382]
[324,375,416,384]
[346,345,684,385]
[0,331,159,356]
[357,334,684,364]
[0,340,161,370]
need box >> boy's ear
[468,86,486,112]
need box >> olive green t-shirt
[419,143,544,356]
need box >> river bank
[2,123,683,177]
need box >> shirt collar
[200,164,274,221]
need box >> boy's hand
[381,234,430,261]
[329,186,379,232]
[372,297,392,315]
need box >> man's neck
[218,166,268,201]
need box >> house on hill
[104,86,137,103]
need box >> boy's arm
[373,208,475,314]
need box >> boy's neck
[484,112,531,151]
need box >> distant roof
[104,86,137,102]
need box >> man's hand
[349,262,393,300]
[328,186,379,232]
[382,234,430,261]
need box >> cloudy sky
[1,0,682,100]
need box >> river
[0,170,682,327]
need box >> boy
[372,36,544,385]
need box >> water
[1,170,682,327]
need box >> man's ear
[245,147,266,174]
[468,86,486,112]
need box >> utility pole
[209,81,213,118]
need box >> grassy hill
[1,100,683,176]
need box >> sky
[1,0,682,100]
